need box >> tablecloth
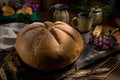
[0,22,28,51]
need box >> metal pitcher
[92,6,102,25]
[51,4,69,23]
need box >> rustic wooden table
[0,10,120,80]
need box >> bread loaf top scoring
[15,21,84,72]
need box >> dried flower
[14,0,39,11]
[89,28,120,51]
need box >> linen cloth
[0,23,28,51]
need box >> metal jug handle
[71,17,78,29]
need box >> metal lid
[93,6,102,13]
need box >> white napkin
[0,23,28,51]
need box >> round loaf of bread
[15,21,84,72]
[22,6,33,15]
[2,6,15,16]
[16,6,33,15]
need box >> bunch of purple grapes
[88,32,118,51]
